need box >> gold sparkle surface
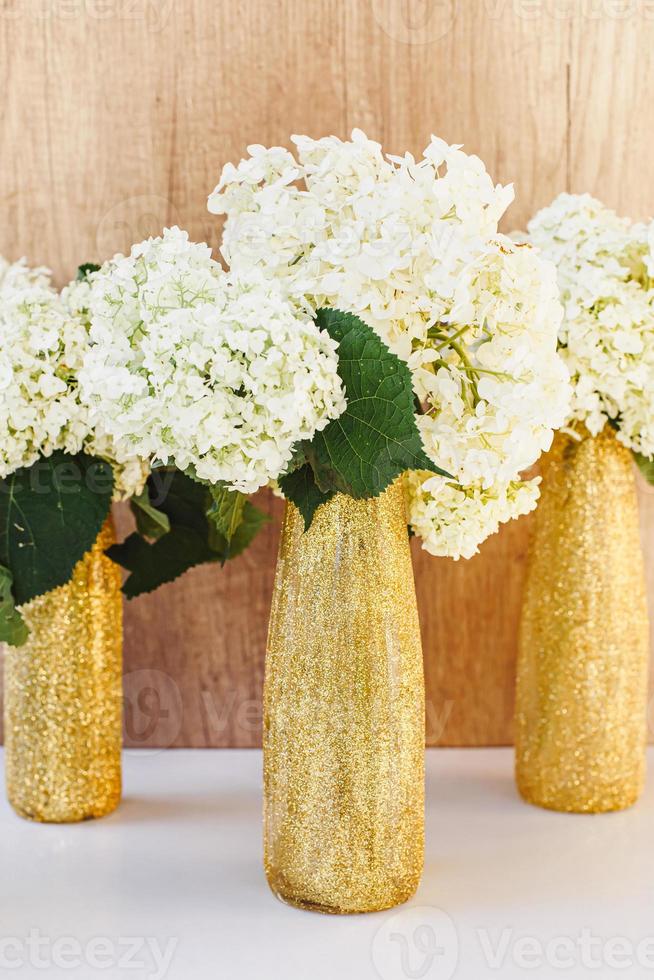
[4,518,123,823]
[263,481,425,914]
[515,428,650,813]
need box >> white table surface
[1,747,653,980]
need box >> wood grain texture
[0,0,652,746]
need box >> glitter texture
[263,481,425,914]
[4,518,122,822]
[515,427,650,813]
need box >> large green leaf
[633,450,654,485]
[108,469,269,597]
[108,527,218,599]
[109,469,214,597]
[278,463,335,530]
[307,308,448,498]
[0,451,114,606]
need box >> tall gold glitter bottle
[4,518,123,822]
[515,427,650,813]
[263,480,425,914]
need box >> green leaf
[306,308,449,498]
[108,470,215,597]
[228,501,270,557]
[0,565,28,647]
[205,488,270,558]
[283,445,311,477]
[206,487,246,546]
[76,262,100,281]
[279,463,336,530]
[108,527,217,599]
[634,451,654,485]
[0,451,114,606]
[146,468,211,533]
[108,469,269,597]
[130,487,171,541]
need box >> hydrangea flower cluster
[78,227,346,494]
[0,257,146,498]
[0,258,148,498]
[0,257,90,477]
[404,472,540,562]
[209,130,570,558]
[63,276,150,498]
[527,193,654,459]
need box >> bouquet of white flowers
[527,192,654,475]
[78,227,444,596]
[0,258,148,643]
[209,130,571,558]
[0,135,574,636]
[79,227,346,494]
[0,258,90,476]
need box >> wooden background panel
[0,0,652,746]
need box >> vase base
[267,874,420,915]
[270,888,416,916]
[8,795,121,824]
[517,783,643,815]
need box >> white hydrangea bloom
[79,227,346,494]
[528,193,654,458]
[0,258,90,477]
[61,277,149,499]
[0,258,147,499]
[404,471,540,561]
[210,130,570,557]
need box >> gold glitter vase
[263,481,425,914]
[4,518,123,822]
[515,427,650,813]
